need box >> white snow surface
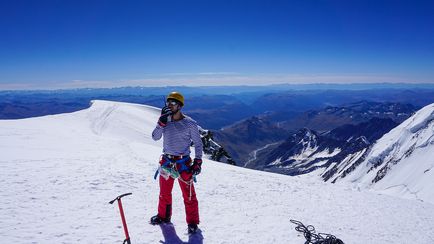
[1,100,434,244]
[341,103,434,204]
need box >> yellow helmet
[167,91,184,106]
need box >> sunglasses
[166,100,179,106]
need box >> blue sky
[1,0,434,89]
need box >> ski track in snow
[1,100,434,244]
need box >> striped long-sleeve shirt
[152,115,203,159]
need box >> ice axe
[109,193,132,244]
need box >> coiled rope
[290,219,344,244]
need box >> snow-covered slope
[252,118,396,179]
[1,100,434,243]
[336,103,434,203]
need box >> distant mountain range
[247,117,398,175]
[276,100,416,133]
[2,86,434,130]
[218,101,417,165]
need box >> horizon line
[2,82,434,92]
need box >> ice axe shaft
[110,193,132,244]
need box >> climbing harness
[154,154,191,180]
[153,154,196,200]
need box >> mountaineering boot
[149,215,170,225]
[187,223,198,234]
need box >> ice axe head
[109,193,132,204]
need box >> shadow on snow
[159,223,204,244]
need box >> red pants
[157,171,200,224]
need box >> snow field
[1,100,433,243]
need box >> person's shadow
[159,223,204,244]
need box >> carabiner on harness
[159,165,180,180]
[154,154,191,180]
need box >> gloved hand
[161,106,171,116]
[190,158,202,175]
[158,106,172,127]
